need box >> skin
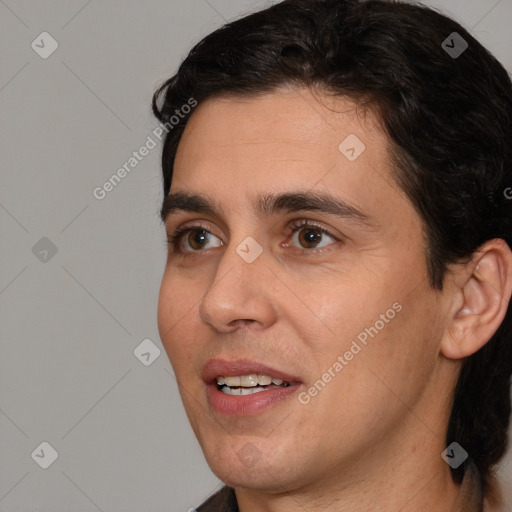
[157,86,512,511]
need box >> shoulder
[195,486,238,512]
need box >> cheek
[157,270,202,367]
[301,304,438,453]
[280,273,396,357]
[158,265,202,324]
[343,290,439,409]
[297,278,437,408]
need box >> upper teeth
[217,374,285,387]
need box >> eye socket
[168,226,223,253]
[286,221,338,250]
[184,229,222,251]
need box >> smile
[217,374,291,395]
[203,360,302,415]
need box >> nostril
[228,319,254,329]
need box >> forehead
[173,88,390,188]
[168,87,415,234]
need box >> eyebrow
[161,190,377,229]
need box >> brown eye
[288,223,338,250]
[168,226,223,253]
[186,229,209,250]
[297,227,324,248]
[179,228,223,252]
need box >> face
[157,87,452,493]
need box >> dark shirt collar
[196,460,483,512]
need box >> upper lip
[202,358,302,384]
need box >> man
[153,1,512,510]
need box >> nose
[199,240,277,333]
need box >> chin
[202,438,304,493]
[215,465,296,494]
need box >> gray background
[1,1,511,511]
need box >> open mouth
[203,359,302,415]
[216,374,291,395]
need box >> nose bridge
[199,233,274,330]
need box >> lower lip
[207,382,301,416]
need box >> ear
[441,239,512,360]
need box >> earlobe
[441,239,512,360]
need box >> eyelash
[166,219,341,255]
